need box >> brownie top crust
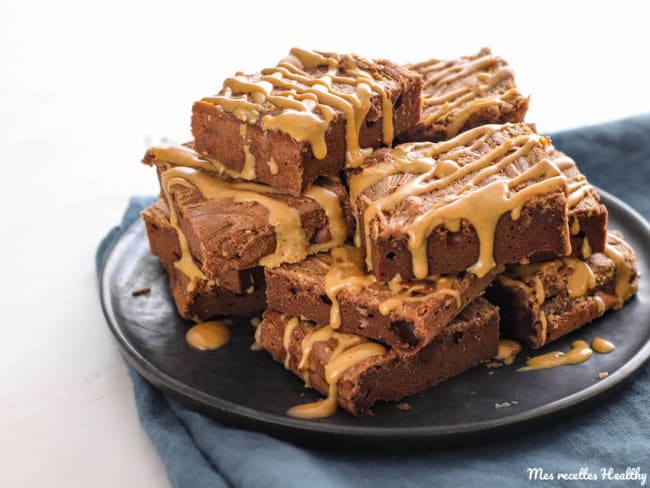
[546,146,605,221]
[501,232,638,311]
[143,144,354,289]
[265,246,501,352]
[195,47,420,168]
[348,122,569,279]
[409,48,528,139]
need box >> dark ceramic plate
[101,189,650,448]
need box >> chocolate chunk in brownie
[258,298,499,416]
[487,232,638,348]
[192,48,422,195]
[348,123,571,282]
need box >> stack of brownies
[140,48,639,417]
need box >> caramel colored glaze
[239,125,257,180]
[496,339,522,365]
[562,258,596,298]
[508,255,596,305]
[283,317,300,368]
[162,167,307,269]
[287,384,338,419]
[581,237,592,259]
[349,124,566,278]
[303,185,348,252]
[158,159,348,283]
[267,157,279,176]
[410,49,524,138]
[593,295,606,315]
[149,144,253,181]
[250,322,264,351]
[518,340,592,371]
[323,246,462,328]
[604,233,639,309]
[592,337,615,354]
[203,48,394,168]
[548,149,596,211]
[287,325,385,419]
[379,275,460,316]
[539,311,548,346]
[186,321,230,351]
[159,172,206,293]
[324,247,375,329]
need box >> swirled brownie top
[406,48,528,141]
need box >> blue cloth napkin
[97,115,650,488]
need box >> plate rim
[100,187,650,440]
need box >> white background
[1,1,648,486]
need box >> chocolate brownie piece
[192,48,422,195]
[549,147,608,257]
[162,261,265,320]
[265,247,502,353]
[143,144,355,276]
[403,48,528,142]
[141,200,265,319]
[142,199,259,294]
[258,298,499,416]
[348,123,571,282]
[486,232,638,348]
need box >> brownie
[486,232,638,348]
[347,123,571,282]
[550,146,608,257]
[141,200,266,319]
[191,48,423,195]
[258,298,499,415]
[141,199,259,294]
[162,261,265,320]
[403,48,528,142]
[143,144,355,276]
[265,248,502,353]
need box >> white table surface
[1,1,649,486]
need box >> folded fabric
[97,114,650,488]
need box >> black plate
[101,189,650,448]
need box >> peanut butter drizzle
[539,311,548,346]
[495,339,522,365]
[581,237,592,259]
[203,48,394,168]
[549,151,594,210]
[162,167,307,268]
[239,125,257,180]
[378,275,460,315]
[562,257,596,298]
[518,340,593,371]
[323,247,462,327]
[411,50,522,138]
[159,163,348,279]
[593,295,606,315]
[349,124,565,278]
[324,247,375,329]
[267,157,279,176]
[149,144,254,181]
[591,337,615,354]
[288,324,385,419]
[604,233,638,309]
[303,185,347,252]
[250,320,264,351]
[186,321,230,351]
[283,317,300,368]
